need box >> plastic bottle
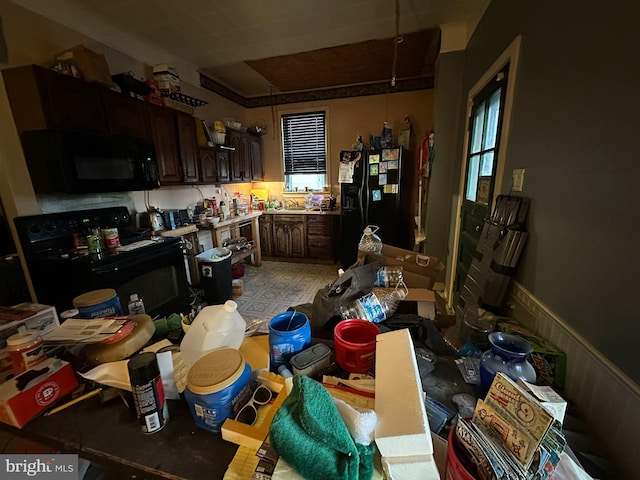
[339,287,407,323]
[128,294,146,315]
[211,198,219,218]
[220,201,230,220]
[358,225,383,255]
[180,300,246,369]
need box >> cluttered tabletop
[0,245,586,480]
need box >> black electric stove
[14,207,190,317]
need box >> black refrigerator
[340,147,413,269]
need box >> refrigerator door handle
[361,156,369,226]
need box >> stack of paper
[454,372,566,479]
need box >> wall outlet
[512,169,525,192]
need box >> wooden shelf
[231,248,256,265]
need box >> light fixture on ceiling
[391,0,404,87]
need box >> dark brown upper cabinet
[147,104,199,184]
[3,64,107,134]
[228,129,263,183]
[199,147,230,184]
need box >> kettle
[148,208,165,231]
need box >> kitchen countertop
[261,208,340,216]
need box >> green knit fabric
[269,375,374,480]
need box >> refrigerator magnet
[379,174,387,185]
[383,148,399,161]
[370,164,379,176]
[372,190,382,201]
[391,184,398,194]
[383,184,394,194]
[369,154,380,164]
[388,160,399,170]
[380,162,388,173]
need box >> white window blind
[282,112,326,175]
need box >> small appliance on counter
[137,208,191,232]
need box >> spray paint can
[127,352,169,434]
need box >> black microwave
[19,130,160,194]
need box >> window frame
[280,110,328,191]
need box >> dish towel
[269,375,374,480]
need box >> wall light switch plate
[512,169,525,192]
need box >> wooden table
[201,212,262,267]
[0,393,237,479]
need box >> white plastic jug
[180,300,246,369]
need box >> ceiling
[13,0,490,103]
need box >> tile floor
[233,260,339,325]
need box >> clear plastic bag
[358,225,382,254]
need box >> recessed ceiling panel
[245,29,439,93]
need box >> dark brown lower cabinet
[260,214,339,262]
[273,216,306,258]
[307,215,338,260]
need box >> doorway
[449,36,522,308]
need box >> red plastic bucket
[333,319,379,373]
[446,422,476,480]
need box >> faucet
[286,199,299,208]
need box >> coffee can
[127,352,169,434]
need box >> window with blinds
[281,111,327,191]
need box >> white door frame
[446,35,522,308]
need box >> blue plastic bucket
[184,348,252,434]
[268,311,311,372]
[72,288,122,319]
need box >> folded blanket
[269,375,374,480]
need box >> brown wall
[248,90,434,204]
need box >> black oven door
[91,242,190,318]
[27,240,189,318]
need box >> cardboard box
[55,45,113,87]
[396,288,436,319]
[0,358,78,428]
[497,320,566,388]
[0,303,60,383]
[358,244,445,290]
[153,64,180,94]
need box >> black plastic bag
[310,261,379,336]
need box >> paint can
[127,352,169,434]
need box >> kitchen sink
[285,206,307,211]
